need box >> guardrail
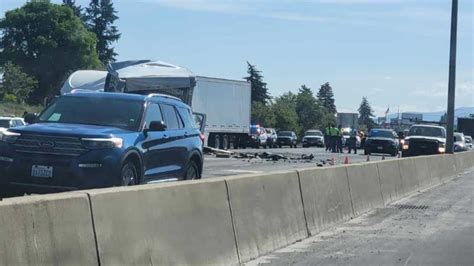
[1,151,473,265]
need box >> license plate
[377,146,383,150]
[31,165,53,178]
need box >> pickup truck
[402,125,446,157]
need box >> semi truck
[457,117,474,138]
[336,113,359,129]
[61,60,251,149]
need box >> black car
[364,129,400,156]
[402,125,446,157]
[302,130,324,148]
[277,131,297,148]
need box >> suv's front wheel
[121,161,138,186]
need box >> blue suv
[0,92,204,197]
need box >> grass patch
[0,102,43,117]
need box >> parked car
[402,125,446,157]
[0,117,26,134]
[465,135,473,150]
[454,132,469,152]
[265,128,278,148]
[364,129,400,156]
[302,130,324,148]
[0,92,204,197]
[277,131,298,148]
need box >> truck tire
[222,135,229,150]
[214,135,221,149]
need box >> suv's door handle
[163,134,169,139]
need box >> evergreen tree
[245,62,270,103]
[84,0,121,64]
[62,0,83,18]
[358,97,375,129]
[317,82,337,114]
[296,85,323,135]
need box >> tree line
[0,0,120,104]
[245,62,376,134]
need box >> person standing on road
[348,128,358,154]
[330,124,338,153]
[324,124,331,151]
[337,125,343,153]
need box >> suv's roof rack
[146,93,182,102]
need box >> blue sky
[1,0,473,116]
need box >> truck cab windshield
[38,96,144,131]
[408,126,446,138]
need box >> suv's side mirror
[24,113,38,124]
[144,121,167,137]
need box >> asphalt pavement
[248,167,474,266]
[203,146,397,178]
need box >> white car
[0,116,26,134]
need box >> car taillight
[199,134,206,143]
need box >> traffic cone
[344,156,349,164]
[366,155,370,162]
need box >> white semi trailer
[61,61,251,149]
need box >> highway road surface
[203,146,396,178]
[248,167,474,266]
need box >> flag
[385,106,390,116]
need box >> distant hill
[385,107,474,123]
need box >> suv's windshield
[408,126,446,138]
[39,96,144,131]
[0,120,10,128]
[370,130,395,138]
[279,132,292,137]
[305,131,322,136]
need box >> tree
[296,85,323,135]
[245,62,270,104]
[251,101,275,127]
[62,0,83,18]
[84,0,121,64]
[2,62,38,103]
[272,92,299,133]
[317,82,337,114]
[0,1,101,104]
[358,97,375,129]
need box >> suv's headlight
[0,131,21,144]
[82,137,123,149]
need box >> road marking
[226,170,263,174]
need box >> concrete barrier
[87,179,239,265]
[398,157,420,195]
[225,171,307,262]
[454,151,474,173]
[376,160,404,205]
[0,193,98,265]
[414,156,436,189]
[428,154,457,182]
[346,163,384,216]
[298,166,354,235]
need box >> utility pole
[446,0,458,154]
